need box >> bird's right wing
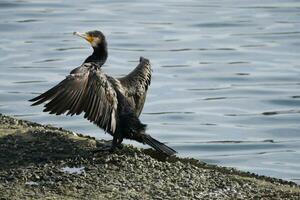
[29,63,118,133]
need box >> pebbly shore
[0,113,299,199]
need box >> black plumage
[29,30,176,156]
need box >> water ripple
[13,80,47,84]
[226,110,300,116]
[0,0,300,183]
[144,111,194,115]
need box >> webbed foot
[92,140,123,153]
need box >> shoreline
[0,113,299,199]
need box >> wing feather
[118,57,152,116]
[119,57,152,95]
[29,63,118,133]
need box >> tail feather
[143,134,176,156]
[119,112,176,156]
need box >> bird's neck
[84,43,108,66]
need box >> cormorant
[29,30,176,156]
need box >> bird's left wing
[118,57,152,96]
[29,63,118,133]
[118,57,152,116]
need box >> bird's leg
[92,136,119,153]
[111,133,124,150]
[110,135,118,152]
[92,131,123,153]
[92,140,112,153]
[116,137,124,149]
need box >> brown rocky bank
[0,114,299,199]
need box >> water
[0,0,300,183]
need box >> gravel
[0,113,299,199]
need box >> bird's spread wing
[119,57,152,96]
[29,63,118,133]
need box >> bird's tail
[142,134,176,156]
[120,112,176,156]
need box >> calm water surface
[0,0,300,183]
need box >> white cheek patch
[91,37,101,47]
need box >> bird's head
[73,30,106,49]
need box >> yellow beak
[73,32,94,43]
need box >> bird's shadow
[0,126,170,170]
[0,128,113,170]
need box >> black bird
[29,30,176,156]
